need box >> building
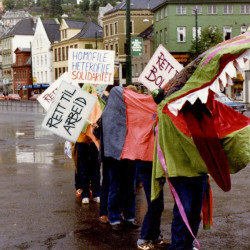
[32,18,60,93]
[152,0,250,103]
[1,10,32,28]
[52,19,103,80]
[12,48,32,100]
[102,0,160,85]
[0,18,35,94]
[98,3,113,27]
[132,24,154,83]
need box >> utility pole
[95,31,98,49]
[195,8,198,58]
[126,0,132,86]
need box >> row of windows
[14,70,28,80]
[156,4,250,20]
[61,29,68,39]
[132,62,147,77]
[33,54,48,67]
[55,67,68,80]
[34,71,48,83]
[104,21,133,38]
[54,44,78,62]
[104,43,119,56]
[155,26,248,44]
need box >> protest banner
[68,48,115,85]
[38,72,71,111]
[41,82,97,143]
[138,44,184,92]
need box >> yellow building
[52,19,103,80]
[102,1,155,85]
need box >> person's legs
[99,157,110,217]
[108,158,122,225]
[88,143,100,199]
[169,175,207,250]
[120,159,136,222]
[77,143,90,199]
[137,162,164,245]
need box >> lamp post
[126,0,132,86]
[95,30,102,49]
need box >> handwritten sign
[138,44,184,91]
[41,82,97,143]
[68,48,115,85]
[38,72,71,111]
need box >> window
[74,44,78,48]
[105,25,109,37]
[224,26,232,40]
[110,23,113,36]
[223,5,233,14]
[192,5,202,14]
[165,7,168,17]
[160,8,164,19]
[64,30,67,39]
[105,44,109,50]
[62,47,65,60]
[241,26,247,34]
[58,48,61,61]
[241,5,250,14]
[165,28,168,44]
[156,11,159,21]
[160,30,163,44]
[110,44,113,50]
[37,56,39,66]
[192,27,201,40]
[54,48,57,62]
[156,31,158,46]
[115,43,118,56]
[177,27,186,42]
[45,54,47,65]
[41,55,43,66]
[45,71,47,82]
[176,6,186,15]
[207,5,217,14]
[115,22,118,34]
[144,44,148,54]
[66,46,69,60]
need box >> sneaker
[93,197,100,203]
[124,220,140,229]
[152,238,170,248]
[137,242,155,249]
[111,223,124,232]
[82,197,89,204]
[75,189,82,198]
[99,215,109,224]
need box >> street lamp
[126,0,131,86]
[95,30,102,49]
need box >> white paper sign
[138,44,184,91]
[38,72,72,111]
[68,48,115,85]
[41,82,97,143]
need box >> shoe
[111,223,124,232]
[99,215,109,224]
[137,242,155,249]
[124,220,140,229]
[75,189,82,198]
[152,238,170,248]
[82,198,89,204]
[93,197,100,203]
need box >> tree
[91,0,99,11]
[50,0,63,17]
[79,0,90,12]
[3,0,15,10]
[189,26,223,60]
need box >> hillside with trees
[2,0,119,22]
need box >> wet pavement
[0,110,249,250]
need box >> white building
[98,3,113,27]
[1,10,32,28]
[32,17,60,88]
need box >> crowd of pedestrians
[70,85,206,250]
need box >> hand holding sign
[41,82,97,143]
[138,44,183,92]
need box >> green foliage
[3,0,15,10]
[79,0,90,12]
[50,0,63,17]
[189,26,223,60]
[91,0,99,11]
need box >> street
[0,110,249,249]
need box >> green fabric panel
[221,126,250,174]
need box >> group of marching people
[71,84,207,250]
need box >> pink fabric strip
[156,125,200,249]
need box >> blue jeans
[77,142,100,198]
[137,161,164,244]
[99,157,110,216]
[169,175,208,250]
[108,158,136,225]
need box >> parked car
[29,94,40,101]
[215,92,247,114]
[5,93,21,101]
[0,93,6,100]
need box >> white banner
[38,72,72,111]
[68,48,115,85]
[41,82,97,143]
[138,44,184,91]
